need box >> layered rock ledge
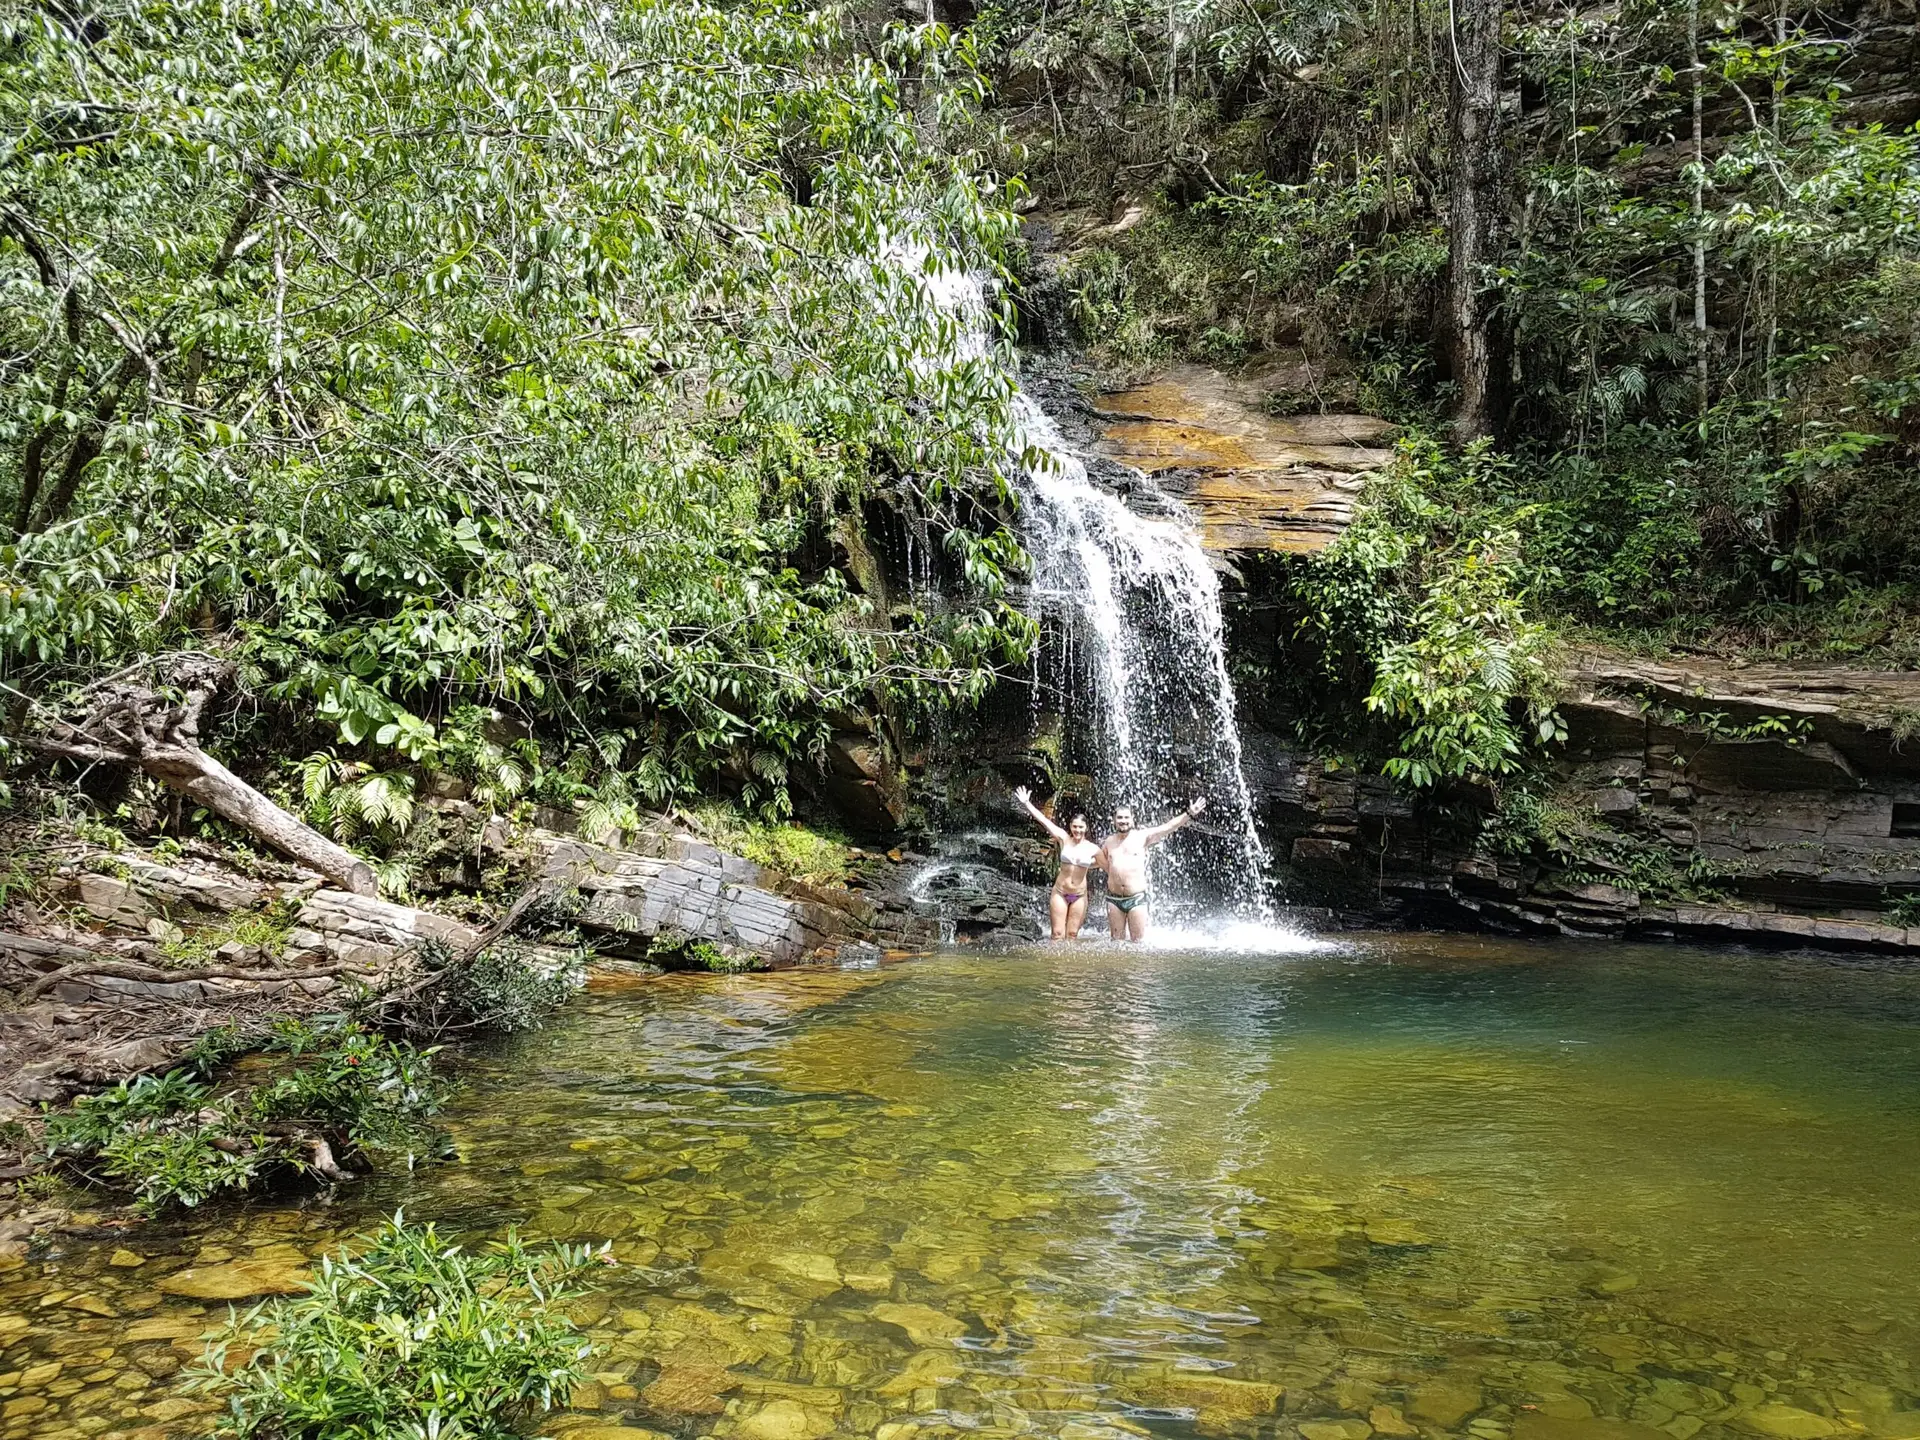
[1091,362,1395,556]
[1258,648,1920,951]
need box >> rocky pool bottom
[5,935,1920,1440]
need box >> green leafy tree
[0,0,1031,810]
[1281,438,1562,785]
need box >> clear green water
[9,935,1920,1440]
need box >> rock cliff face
[1255,650,1920,952]
[912,357,1920,954]
[1089,364,1394,556]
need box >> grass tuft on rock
[687,803,853,886]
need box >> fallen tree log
[7,943,382,1002]
[0,931,106,969]
[16,653,377,897]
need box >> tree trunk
[20,653,379,898]
[1445,0,1506,444]
[1690,0,1708,406]
[139,744,378,896]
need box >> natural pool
[8,934,1920,1440]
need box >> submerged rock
[1410,1380,1484,1428]
[156,1258,308,1300]
[759,1249,842,1295]
[877,1349,967,1396]
[1737,1405,1843,1440]
[842,1261,895,1295]
[641,1365,736,1415]
[871,1302,967,1346]
[738,1398,837,1440]
[1139,1371,1285,1423]
[1370,1405,1420,1436]
[1512,1414,1672,1440]
[1300,1420,1374,1440]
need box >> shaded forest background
[970,0,1920,648]
[2,0,1918,859]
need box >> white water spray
[1011,398,1270,917]
[909,253,1270,919]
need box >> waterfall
[909,251,1269,920]
[1010,398,1269,919]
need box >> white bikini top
[1059,840,1100,867]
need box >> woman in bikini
[1013,786,1101,940]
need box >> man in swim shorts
[1098,798,1206,942]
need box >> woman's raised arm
[1013,785,1071,845]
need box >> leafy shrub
[247,1019,446,1161]
[646,932,760,973]
[392,936,586,1038]
[437,940,585,1035]
[296,753,421,849]
[91,1118,264,1213]
[45,1072,264,1212]
[183,1025,254,1078]
[1364,525,1563,787]
[1525,438,1705,624]
[1282,437,1563,786]
[42,1022,445,1211]
[44,1069,210,1146]
[1059,247,1162,365]
[194,1215,601,1440]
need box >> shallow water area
[8,934,1920,1440]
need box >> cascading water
[909,253,1270,920]
[1010,398,1269,919]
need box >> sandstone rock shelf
[1090,362,1395,556]
[1253,646,1920,949]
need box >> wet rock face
[543,831,946,967]
[1244,650,1920,953]
[821,733,907,834]
[546,833,864,968]
[1089,363,1395,557]
[902,854,1044,943]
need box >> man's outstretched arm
[1140,797,1207,844]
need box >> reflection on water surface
[8,934,1920,1440]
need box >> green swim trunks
[1109,890,1150,914]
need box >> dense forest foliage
[0,0,1031,844]
[964,0,1919,776]
[3,0,1917,829]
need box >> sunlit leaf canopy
[0,0,1031,799]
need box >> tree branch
[14,950,381,1002]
